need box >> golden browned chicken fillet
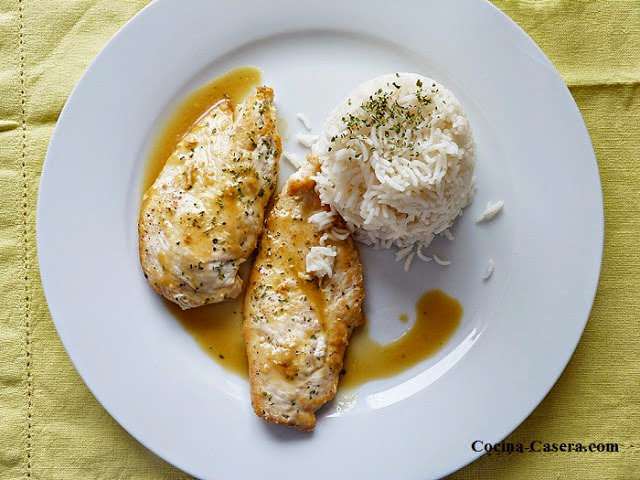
[243,159,365,431]
[139,87,281,309]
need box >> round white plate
[37,1,603,478]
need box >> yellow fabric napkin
[0,1,637,479]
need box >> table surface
[0,1,638,479]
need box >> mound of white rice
[313,73,475,258]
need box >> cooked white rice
[297,133,319,148]
[283,150,304,169]
[433,253,451,266]
[482,258,495,281]
[306,209,350,276]
[476,200,504,223]
[308,210,336,231]
[296,112,313,131]
[313,73,475,256]
[306,245,337,278]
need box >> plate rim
[36,0,604,478]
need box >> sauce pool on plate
[167,289,462,385]
[340,289,462,389]
[166,298,247,375]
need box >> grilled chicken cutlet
[139,87,281,309]
[244,159,364,430]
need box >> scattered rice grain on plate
[395,245,414,261]
[403,252,416,272]
[296,133,319,148]
[482,258,495,281]
[476,200,504,223]
[296,113,312,131]
[283,151,303,169]
[416,245,432,262]
[433,254,451,266]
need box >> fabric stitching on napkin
[18,0,33,477]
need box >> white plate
[37,1,603,478]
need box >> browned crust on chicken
[243,159,364,430]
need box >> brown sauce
[294,198,329,329]
[167,288,461,384]
[142,66,262,192]
[167,298,247,376]
[340,289,462,389]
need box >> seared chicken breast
[139,87,281,309]
[244,159,364,430]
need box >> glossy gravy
[143,66,262,192]
[168,288,461,383]
[340,289,462,389]
[167,298,247,375]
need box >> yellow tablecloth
[1,1,638,478]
